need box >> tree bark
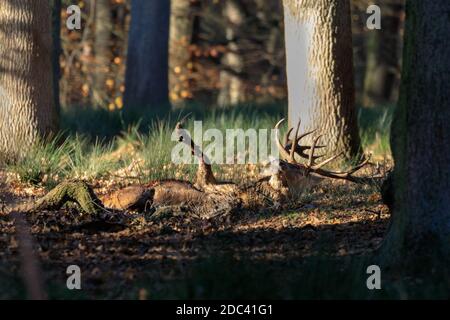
[363,0,404,107]
[0,0,58,161]
[169,0,195,108]
[92,0,113,107]
[255,0,286,104]
[124,0,170,115]
[350,0,367,106]
[217,0,248,107]
[51,0,62,113]
[282,0,362,159]
[380,0,450,267]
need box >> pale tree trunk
[124,0,170,114]
[380,0,450,267]
[282,0,361,159]
[169,0,195,108]
[93,0,113,107]
[0,0,58,161]
[363,0,404,107]
[217,0,247,107]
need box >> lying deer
[18,117,376,220]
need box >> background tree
[0,0,58,161]
[381,0,450,267]
[57,0,289,110]
[123,0,170,114]
[350,0,367,105]
[217,0,248,107]
[255,0,286,104]
[282,0,362,159]
[362,0,404,107]
[93,0,113,107]
[169,0,197,108]
[51,0,62,113]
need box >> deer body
[24,117,375,221]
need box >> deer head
[174,115,372,198]
[175,114,217,188]
[265,118,372,195]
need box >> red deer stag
[14,117,375,220]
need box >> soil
[0,170,390,299]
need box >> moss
[32,181,104,215]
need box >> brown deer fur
[18,118,376,220]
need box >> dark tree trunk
[381,0,450,267]
[124,0,170,115]
[282,0,362,160]
[255,0,285,104]
[51,0,62,113]
[363,0,404,107]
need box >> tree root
[19,181,105,215]
[15,175,287,223]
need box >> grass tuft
[6,103,392,188]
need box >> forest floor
[0,167,394,299]
[1,106,447,299]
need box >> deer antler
[275,118,324,163]
[274,118,373,184]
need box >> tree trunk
[255,0,286,104]
[93,0,113,107]
[350,1,368,106]
[169,0,195,108]
[282,0,361,159]
[124,0,170,115]
[217,0,248,107]
[380,0,450,268]
[0,0,58,161]
[363,0,404,107]
[51,0,62,113]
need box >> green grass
[6,103,392,188]
[7,134,122,188]
[7,135,72,188]
[60,102,287,139]
[358,105,393,157]
[1,104,445,300]
[65,135,119,180]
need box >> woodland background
[1,0,449,300]
[60,0,403,112]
